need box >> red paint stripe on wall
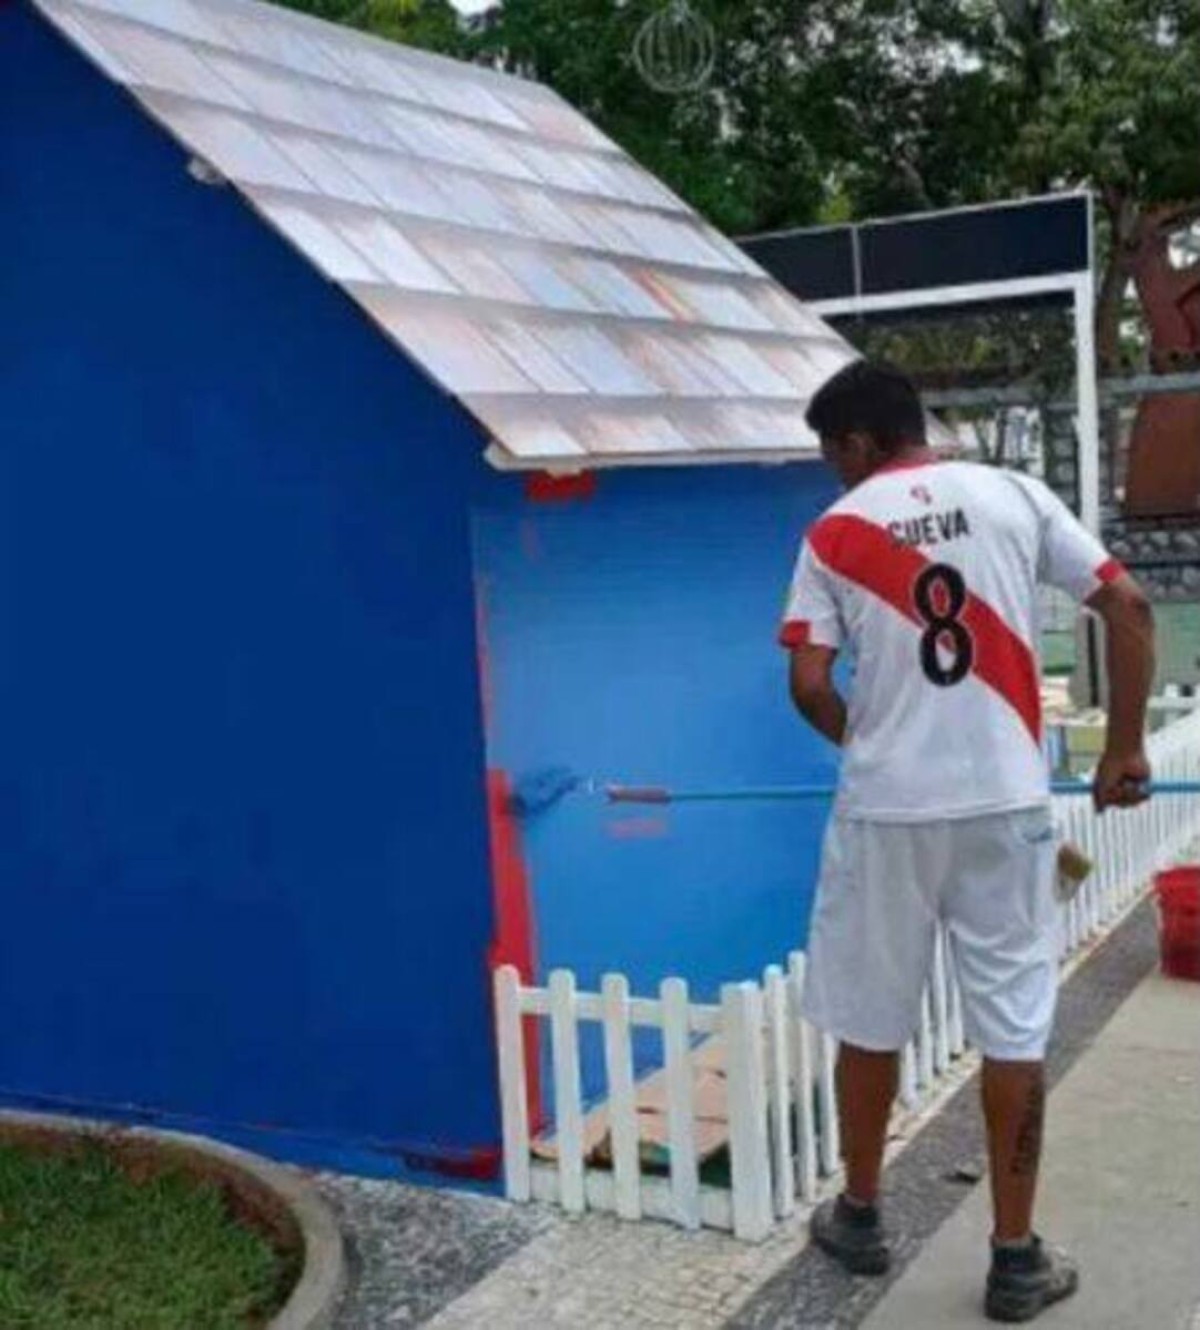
[808,513,1042,743]
[485,769,544,1136]
[526,471,597,504]
[399,1143,504,1182]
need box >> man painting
[781,360,1155,1323]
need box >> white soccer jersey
[779,460,1123,821]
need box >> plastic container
[1154,867,1200,982]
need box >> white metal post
[1073,245,1106,709]
[1073,270,1101,536]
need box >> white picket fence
[1055,703,1200,956]
[494,707,1200,1241]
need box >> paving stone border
[316,1171,556,1329]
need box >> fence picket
[787,953,818,1201]
[601,973,641,1221]
[1064,798,1080,957]
[763,966,795,1219]
[493,965,531,1203]
[917,989,934,1089]
[900,1040,918,1108]
[818,1033,840,1175]
[661,977,701,1230]
[945,940,965,1057]
[931,931,950,1074]
[549,969,586,1215]
[1080,813,1100,937]
[1099,815,1116,918]
[1077,811,1093,935]
[722,982,773,1242]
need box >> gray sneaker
[810,1194,891,1276]
[986,1235,1080,1323]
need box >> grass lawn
[0,1135,298,1328]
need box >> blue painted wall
[472,464,841,1096]
[0,5,499,1170]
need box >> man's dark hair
[805,359,926,453]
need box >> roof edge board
[465,391,813,416]
[483,443,821,472]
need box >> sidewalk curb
[0,1109,346,1330]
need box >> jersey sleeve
[1020,476,1125,602]
[779,538,844,650]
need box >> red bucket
[1154,867,1200,982]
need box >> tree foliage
[467,1,830,235]
[276,1,1198,225]
[281,0,466,54]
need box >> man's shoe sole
[985,1270,1079,1322]
[812,1229,891,1277]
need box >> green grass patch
[0,1135,296,1328]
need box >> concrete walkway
[863,970,1200,1330]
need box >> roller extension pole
[605,781,1200,806]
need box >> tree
[279,0,467,56]
[1008,0,1200,373]
[471,0,830,234]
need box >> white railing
[1055,703,1200,956]
[495,709,1200,1241]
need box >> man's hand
[1092,748,1151,812]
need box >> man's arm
[788,643,847,747]
[1086,572,1155,810]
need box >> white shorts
[802,807,1061,1061]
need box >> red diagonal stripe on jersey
[809,513,1042,743]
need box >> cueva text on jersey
[886,507,972,549]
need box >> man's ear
[843,430,876,466]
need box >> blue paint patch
[0,4,499,1171]
[472,464,842,1098]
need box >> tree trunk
[1123,200,1200,516]
[1129,202,1200,366]
[1095,190,1139,375]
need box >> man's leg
[947,809,1078,1321]
[802,821,940,1276]
[982,1053,1077,1322]
[838,1043,900,1206]
[981,1057,1046,1243]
